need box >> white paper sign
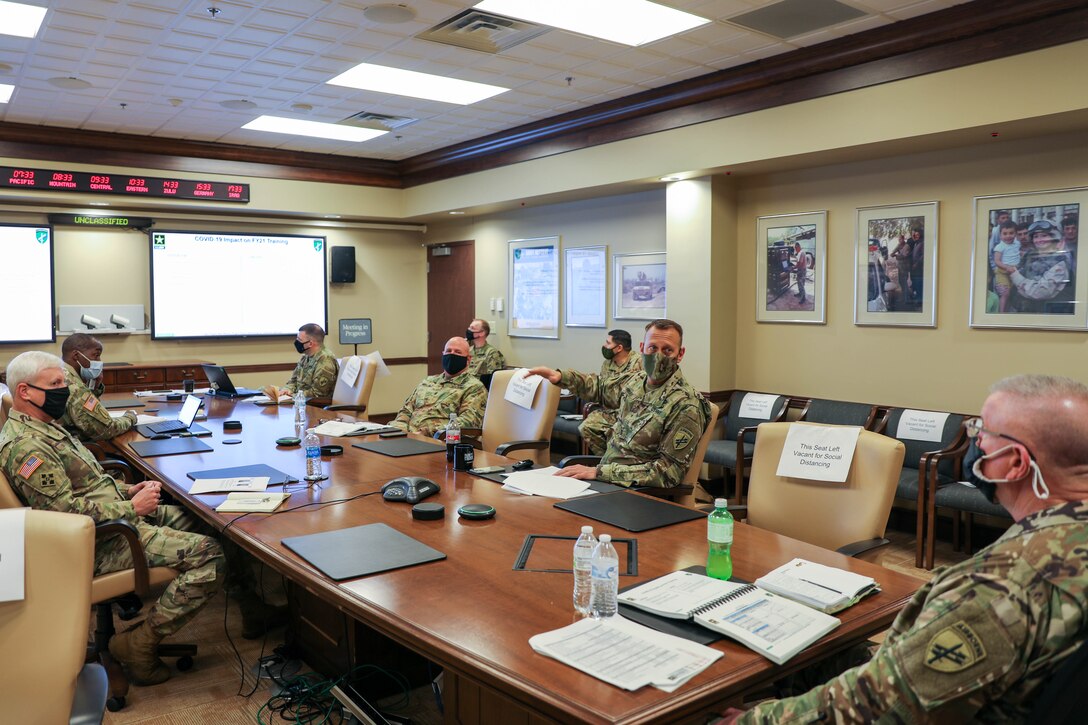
[896,410,951,442]
[739,393,779,420]
[0,508,27,602]
[363,350,392,379]
[506,370,543,410]
[341,356,362,386]
[775,424,861,482]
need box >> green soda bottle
[707,498,734,580]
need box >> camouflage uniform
[573,354,644,455]
[285,345,339,398]
[390,370,487,437]
[562,366,709,488]
[0,410,225,637]
[59,363,136,442]
[467,341,505,377]
[738,499,1088,723]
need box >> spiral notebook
[618,570,840,665]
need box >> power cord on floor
[256,663,412,724]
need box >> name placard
[739,392,779,419]
[341,356,362,386]
[776,424,861,482]
[896,410,950,442]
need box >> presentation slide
[150,231,327,339]
[0,224,55,343]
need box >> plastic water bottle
[445,412,460,464]
[707,498,734,580]
[573,525,596,616]
[294,392,307,424]
[304,427,323,481]
[590,534,619,619]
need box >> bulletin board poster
[509,237,560,339]
[565,245,607,328]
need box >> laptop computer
[135,394,209,437]
[201,364,261,398]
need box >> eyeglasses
[964,417,1035,454]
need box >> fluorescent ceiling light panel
[0,83,13,103]
[0,1,47,38]
[242,115,387,142]
[327,63,508,105]
[474,0,709,46]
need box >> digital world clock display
[0,165,250,202]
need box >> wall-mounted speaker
[331,246,356,283]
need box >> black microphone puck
[412,502,445,520]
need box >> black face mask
[28,383,71,420]
[465,329,476,342]
[961,440,997,504]
[294,339,308,354]
[442,353,468,375]
[601,346,615,360]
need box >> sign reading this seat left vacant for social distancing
[776,424,861,483]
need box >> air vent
[728,0,866,39]
[417,9,548,54]
[339,111,418,131]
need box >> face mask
[465,329,476,342]
[294,339,308,354]
[642,351,679,382]
[27,383,71,420]
[442,353,468,375]
[76,351,103,383]
[601,346,615,360]
[962,440,1050,504]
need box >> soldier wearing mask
[59,332,138,441]
[389,336,487,437]
[464,318,505,377]
[529,319,709,488]
[274,322,339,400]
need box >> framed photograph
[854,201,938,327]
[755,211,826,324]
[613,252,666,320]
[969,187,1085,330]
[564,245,607,328]
[508,236,560,339]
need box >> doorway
[426,241,475,374]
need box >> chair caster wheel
[177,655,194,671]
[106,696,126,712]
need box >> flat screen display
[150,230,327,339]
[0,224,55,343]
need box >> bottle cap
[581,525,593,534]
[599,533,611,542]
[715,498,728,508]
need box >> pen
[798,578,844,595]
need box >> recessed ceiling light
[324,214,341,219]
[88,202,110,207]
[0,0,47,39]
[0,83,12,103]
[364,4,416,24]
[660,175,683,181]
[48,76,92,90]
[327,63,507,105]
[449,210,466,215]
[473,0,709,46]
[220,99,257,110]
[241,115,388,142]
[291,103,313,112]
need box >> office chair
[437,369,561,466]
[558,401,720,502]
[702,391,790,502]
[732,422,905,558]
[0,509,108,724]
[796,398,882,430]
[0,392,11,426]
[0,469,193,712]
[319,355,377,419]
[1026,640,1088,724]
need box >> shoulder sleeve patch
[18,454,44,479]
[83,396,99,412]
[673,427,694,450]
[924,622,986,673]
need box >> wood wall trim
[226,356,426,375]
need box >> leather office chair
[0,509,108,724]
[733,422,905,558]
[0,392,11,427]
[0,469,192,712]
[312,355,377,419]
[702,391,789,502]
[440,369,561,466]
[1026,640,1088,724]
[796,398,882,429]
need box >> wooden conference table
[106,394,924,725]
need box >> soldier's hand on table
[524,366,560,384]
[555,464,597,480]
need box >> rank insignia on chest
[925,621,987,673]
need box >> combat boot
[108,620,171,685]
[236,589,289,640]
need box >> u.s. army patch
[673,428,693,450]
[925,621,987,673]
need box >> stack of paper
[313,420,392,437]
[755,558,879,613]
[215,492,289,513]
[529,616,721,692]
[189,477,270,495]
[501,467,590,499]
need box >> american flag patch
[83,397,98,412]
[18,455,43,479]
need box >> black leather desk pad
[616,565,734,645]
[130,437,213,458]
[102,397,145,409]
[513,534,637,575]
[186,464,296,486]
[281,523,446,581]
[351,438,444,457]
[554,490,705,532]
[475,467,624,494]
[135,422,209,438]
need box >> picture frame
[969,187,1085,330]
[854,201,938,327]
[613,252,666,320]
[755,211,827,324]
[564,245,607,328]
[508,236,560,339]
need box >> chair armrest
[495,440,550,456]
[69,662,108,725]
[306,397,331,408]
[558,455,602,468]
[835,537,890,558]
[793,398,813,422]
[95,519,151,596]
[737,424,760,444]
[322,404,367,413]
[433,428,483,441]
[99,458,134,484]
